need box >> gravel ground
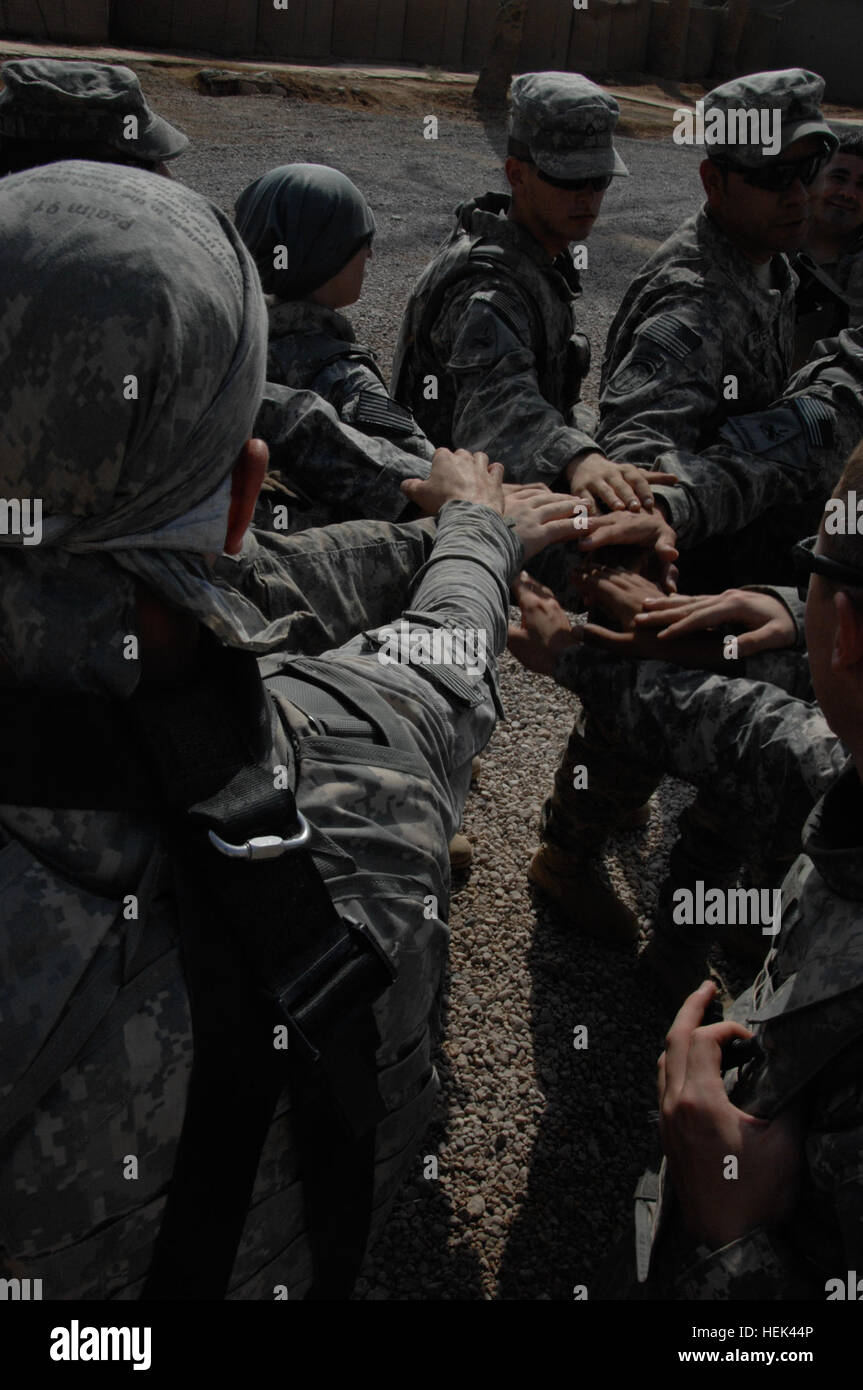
[135,70,716,1299]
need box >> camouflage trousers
[541,645,845,891]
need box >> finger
[662,980,716,1098]
[400,477,424,494]
[735,624,781,657]
[683,1020,753,1094]
[641,594,705,610]
[652,607,727,641]
[593,478,630,512]
[628,471,656,510]
[579,624,636,650]
[572,490,598,517]
[634,603,695,629]
[472,451,490,470]
[512,573,557,602]
[488,460,505,482]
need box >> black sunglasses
[714,150,829,193]
[792,534,863,601]
[535,166,613,192]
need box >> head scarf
[0,160,322,694]
[234,162,375,299]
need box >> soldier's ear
[700,158,724,206]
[224,439,268,555]
[831,590,863,673]
[505,156,528,193]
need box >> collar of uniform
[456,190,583,295]
[801,757,863,900]
[266,297,357,343]
[697,205,796,300]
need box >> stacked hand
[566,451,678,515]
[635,589,797,656]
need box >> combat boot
[528,842,638,945]
[449,831,473,870]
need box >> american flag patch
[640,315,702,360]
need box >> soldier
[0,160,577,1299]
[392,71,673,515]
[526,326,863,941]
[236,164,433,468]
[598,67,837,543]
[637,450,863,1298]
[235,164,438,534]
[509,560,844,998]
[792,130,863,367]
[0,57,188,175]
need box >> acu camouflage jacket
[391,192,599,483]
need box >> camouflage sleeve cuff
[649,483,694,539]
[741,585,807,650]
[673,1227,810,1299]
[435,498,524,584]
[539,426,603,486]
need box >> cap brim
[780,117,839,153]
[536,145,629,179]
[107,111,189,162]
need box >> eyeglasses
[792,534,863,600]
[535,167,613,192]
[714,150,829,193]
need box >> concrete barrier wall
[0,0,859,107]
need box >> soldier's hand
[658,981,802,1250]
[635,589,797,656]
[576,508,679,593]
[504,488,588,561]
[573,566,665,630]
[565,452,676,513]
[507,573,578,676]
[401,448,505,516]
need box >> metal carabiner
[208,811,312,860]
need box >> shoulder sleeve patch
[447,294,530,369]
[604,355,660,397]
[640,314,703,361]
[719,405,806,466]
[790,394,837,449]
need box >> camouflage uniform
[637,759,863,1299]
[792,230,863,366]
[598,206,797,468]
[597,71,838,582]
[265,300,434,463]
[0,162,522,1299]
[254,381,432,534]
[546,591,844,889]
[391,73,629,482]
[646,326,863,586]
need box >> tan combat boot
[528,842,639,945]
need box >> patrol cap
[509,72,629,179]
[0,59,189,162]
[703,68,837,168]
